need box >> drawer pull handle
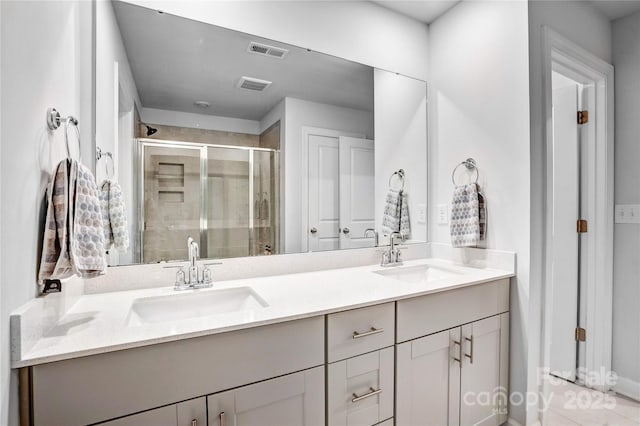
[352,327,384,339]
[219,412,225,426]
[352,387,382,403]
[191,420,197,426]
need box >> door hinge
[577,219,588,233]
[575,327,586,342]
[577,110,589,124]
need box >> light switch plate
[417,204,427,224]
[437,204,449,225]
[616,204,640,224]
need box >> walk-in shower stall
[137,139,280,263]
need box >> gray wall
[612,11,640,394]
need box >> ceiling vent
[247,41,289,59]
[237,76,272,92]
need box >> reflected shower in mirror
[96,1,427,266]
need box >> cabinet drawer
[327,303,394,362]
[328,347,394,426]
[397,279,509,343]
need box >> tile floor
[541,377,640,425]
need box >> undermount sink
[128,287,268,325]
[373,264,461,284]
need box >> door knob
[310,227,318,234]
[342,227,350,234]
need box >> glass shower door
[207,147,251,259]
[142,144,202,263]
[252,150,280,256]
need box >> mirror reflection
[96,1,426,266]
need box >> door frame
[541,27,614,391]
[300,127,365,252]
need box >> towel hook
[96,147,114,179]
[388,169,405,191]
[451,158,479,185]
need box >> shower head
[145,125,158,137]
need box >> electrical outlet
[417,204,427,224]
[616,204,640,224]
[437,204,449,225]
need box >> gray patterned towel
[69,160,107,277]
[38,159,74,282]
[100,180,129,252]
[39,159,106,283]
[450,183,481,247]
[381,188,411,238]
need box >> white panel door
[459,316,504,426]
[327,347,394,426]
[207,367,324,426]
[396,328,461,426]
[338,136,375,249]
[308,134,340,252]
[549,83,580,381]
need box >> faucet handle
[201,262,222,285]
[164,265,188,289]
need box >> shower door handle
[310,227,317,234]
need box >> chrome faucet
[364,228,379,247]
[168,237,221,290]
[381,232,404,267]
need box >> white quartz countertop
[12,258,513,367]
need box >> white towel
[381,189,411,238]
[450,183,481,247]
[100,180,129,252]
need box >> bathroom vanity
[12,255,513,426]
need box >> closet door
[308,134,340,252]
[338,136,375,249]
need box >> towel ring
[451,158,478,185]
[96,147,114,179]
[389,169,405,191]
[64,118,81,160]
[47,108,81,160]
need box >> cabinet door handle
[191,420,197,426]
[219,411,225,426]
[352,387,382,403]
[452,339,462,366]
[352,327,384,339]
[465,335,474,364]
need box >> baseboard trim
[614,376,640,402]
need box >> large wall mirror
[96,1,427,266]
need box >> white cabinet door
[338,136,375,249]
[460,314,509,426]
[100,397,206,426]
[396,328,461,426]
[207,367,324,426]
[328,347,394,426]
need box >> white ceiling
[372,0,461,23]
[112,2,374,121]
[589,0,640,20]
